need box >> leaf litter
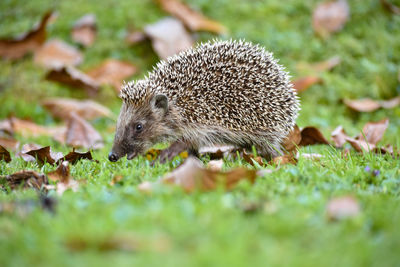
[71,14,97,47]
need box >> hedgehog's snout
[108,152,119,162]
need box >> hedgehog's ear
[152,94,168,114]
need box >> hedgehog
[108,40,300,162]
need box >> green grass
[1,0,400,266]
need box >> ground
[0,0,400,266]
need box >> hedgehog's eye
[135,123,143,133]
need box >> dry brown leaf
[0,145,11,163]
[34,39,82,68]
[380,96,400,109]
[86,59,137,92]
[157,0,227,34]
[125,30,147,45]
[241,150,264,167]
[57,149,96,165]
[270,154,297,165]
[0,137,19,151]
[5,117,65,138]
[357,118,389,145]
[282,124,301,152]
[1,171,48,191]
[343,98,382,112]
[199,145,235,160]
[144,17,194,59]
[42,98,113,121]
[299,126,330,146]
[71,14,97,47]
[23,145,63,165]
[155,140,188,163]
[331,125,349,148]
[380,0,400,15]
[207,159,224,171]
[140,157,257,193]
[47,161,79,195]
[63,112,104,149]
[0,10,55,60]
[312,0,349,38]
[326,196,360,220]
[345,137,375,152]
[45,66,100,96]
[292,76,321,92]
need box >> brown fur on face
[110,94,181,161]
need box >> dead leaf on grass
[282,124,301,152]
[140,157,257,193]
[22,145,63,165]
[0,10,56,60]
[0,137,19,151]
[344,96,400,112]
[86,59,137,92]
[45,66,100,96]
[241,150,264,167]
[34,39,83,68]
[71,14,97,47]
[357,118,389,145]
[57,149,96,165]
[144,17,194,59]
[157,0,227,34]
[199,145,235,160]
[207,159,224,171]
[42,98,113,121]
[292,76,321,92]
[62,112,104,149]
[299,126,330,146]
[312,0,349,38]
[270,154,297,165]
[326,196,360,220]
[153,140,188,163]
[331,125,349,148]
[0,145,11,163]
[1,171,48,191]
[3,117,65,138]
[47,161,79,195]
[380,0,400,15]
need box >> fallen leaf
[155,140,188,163]
[380,96,400,109]
[86,59,137,92]
[380,0,400,15]
[34,39,82,68]
[326,196,360,220]
[241,150,264,167]
[343,98,382,112]
[282,124,301,152]
[23,145,63,165]
[0,145,11,163]
[345,137,375,152]
[42,98,113,121]
[270,154,297,165]
[144,17,194,59]
[292,76,321,92]
[45,66,100,96]
[331,125,349,148]
[199,145,235,160]
[62,112,104,149]
[357,118,389,145]
[1,171,48,191]
[207,159,224,171]
[125,30,147,45]
[312,0,350,38]
[57,149,96,165]
[299,126,330,146]
[71,14,97,47]
[47,161,79,195]
[0,137,19,151]
[0,10,55,59]
[4,117,65,138]
[157,0,227,34]
[296,56,341,73]
[140,157,257,193]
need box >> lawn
[1,0,400,266]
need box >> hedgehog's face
[109,94,170,162]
